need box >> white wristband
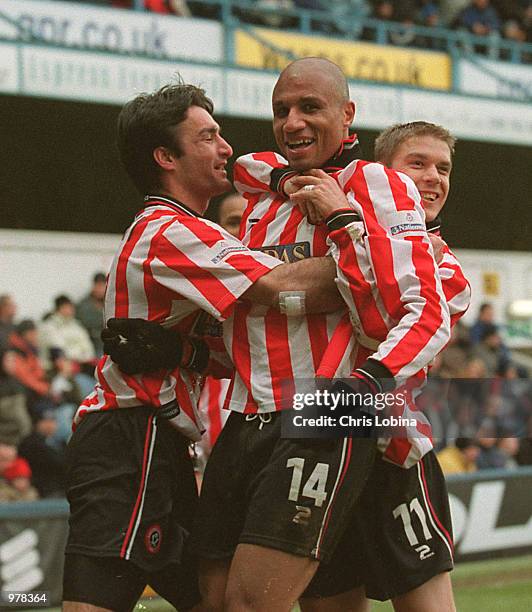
[278,291,306,316]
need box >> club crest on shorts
[145,524,162,554]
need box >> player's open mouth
[421,192,438,202]
[286,138,315,151]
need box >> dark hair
[117,80,214,194]
[16,319,36,335]
[93,272,106,284]
[455,437,477,451]
[54,294,73,310]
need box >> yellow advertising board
[235,28,451,91]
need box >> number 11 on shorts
[286,457,330,507]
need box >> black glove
[328,364,391,438]
[101,318,184,375]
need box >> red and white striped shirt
[224,153,358,413]
[436,241,471,327]
[75,195,281,440]
[230,154,459,468]
[197,376,231,449]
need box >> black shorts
[191,411,376,563]
[63,553,200,611]
[305,450,454,601]
[65,407,198,572]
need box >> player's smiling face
[272,70,354,171]
[174,106,233,200]
[388,135,452,222]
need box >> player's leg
[225,543,319,611]
[299,505,369,612]
[356,452,455,607]
[63,409,197,610]
[190,413,280,610]
[392,571,455,612]
[224,427,376,612]
[197,557,232,612]
[62,554,146,612]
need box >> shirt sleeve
[233,151,290,197]
[328,160,451,383]
[438,242,471,327]
[151,215,282,322]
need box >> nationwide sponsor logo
[256,242,311,263]
[145,524,162,554]
[390,223,424,236]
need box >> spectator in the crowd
[48,349,83,445]
[472,324,508,376]
[238,0,297,28]
[0,295,17,347]
[0,455,39,502]
[0,296,32,446]
[475,418,508,469]
[39,294,95,371]
[469,302,496,344]
[500,18,529,60]
[388,1,419,45]
[18,408,66,498]
[417,1,448,49]
[144,0,191,16]
[455,0,501,37]
[8,320,52,416]
[431,320,472,378]
[494,435,520,468]
[437,437,479,474]
[0,442,17,489]
[76,272,106,357]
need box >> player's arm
[435,241,471,327]
[292,163,451,385]
[242,255,343,313]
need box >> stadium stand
[58,0,532,61]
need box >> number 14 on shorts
[286,458,330,508]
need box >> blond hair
[375,121,456,166]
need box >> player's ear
[153,146,176,171]
[343,101,355,130]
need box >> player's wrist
[325,208,361,233]
[271,168,299,196]
[353,359,395,393]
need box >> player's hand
[429,234,445,264]
[101,318,183,375]
[328,370,382,438]
[283,175,302,196]
[289,170,350,223]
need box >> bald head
[275,58,349,104]
[271,57,355,170]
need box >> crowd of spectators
[425,301,532,474]
[1,277,531,503]
[0,274,105,503]
[73,0,532,61]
